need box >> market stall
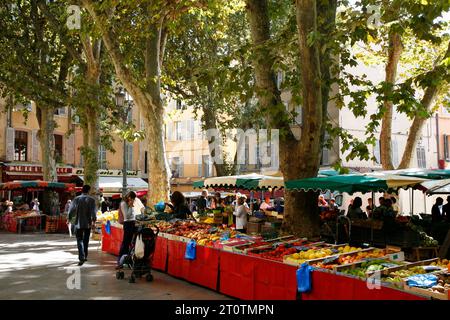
[0,181,75,233]
[100,217,445,300]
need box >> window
[170,157,183,178]
[98,145,107,169]
[321,134,330,165]
[444,134,450,161]
[176,100,182,110]
[54,107,67,116]
[416,145,427,168]
[13,102,32,112]
[126,143,133,170]
[175,121,182,141]
[276,70,283,90]
[187,120,195,140]
[54,134,63,163]
[202,155,210,177]
[14,131,28,161]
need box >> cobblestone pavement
[0,231,231,300]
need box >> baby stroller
[116,224,159,283]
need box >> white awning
[79,176,148,192]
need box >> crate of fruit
[403,270,450,300]
[334,258,408,280]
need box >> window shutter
[444,134,449,161]
[6,127,15,161]
[167,122,173,141]
[32,130,39,162]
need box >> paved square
[0,231,231,300]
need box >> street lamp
[115,90,130,198]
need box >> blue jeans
[75,228,91,261]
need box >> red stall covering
[220,251,256,300]
[219,251,297,300]
[301,270,427,300]
[184,246,220,290]
[167,240,190,279]
[253,259,297,300]
[152,237,168,272]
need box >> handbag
[134,234,145,259]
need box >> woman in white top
[234,196,250,233]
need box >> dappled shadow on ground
[0,231,231,300]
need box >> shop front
[0,163,79,184]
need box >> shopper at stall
[166,191,192,220]
[234,196,250,233]
[366,198,374,218]
[68,185,97,266]
[31,198,40,212]
[346,197,367,220]
[391,196,399,215]
[197,190,209,214]
[318,195,329,212]
[117,191,137,268]
[372,197,386,220]
[260,197,275,214]
[432,197,444,223]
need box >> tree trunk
[81,37,101,192]
[380,31,403,170]
[397,88,438,169]
[202,100,230,177]
[398,41,450,169]
[245,0,326,238]
[144,107,171,206]
[36,102,59,215]
[84,108,100,189]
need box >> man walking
[68,185,97,266]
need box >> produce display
[284,245,362,265]
[96,210,119,222]
[383,260,449,283]
[408,222,439,246]
[428,272,450,295]
[338,259,404,278]
[246,239,312,261]
[311,249,388,270]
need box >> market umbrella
[389,168,450,180]
[196,173,284,190]
[284,174,426,194]
[192,169,353,189]
[0,181,75,190]
[421,179,450,194]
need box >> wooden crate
[45,216,58,233]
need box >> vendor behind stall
[346,197,367,220]
[166,191,192,220]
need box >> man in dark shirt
[197,190,208,214]
[431,197,444,223]
[68,185,97,266]
[443,196,450,222]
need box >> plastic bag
[185,239,197,260]
[406,274,438,288]
[297,263,314,293]
[134,234,145,259]
[105,220,111,235]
